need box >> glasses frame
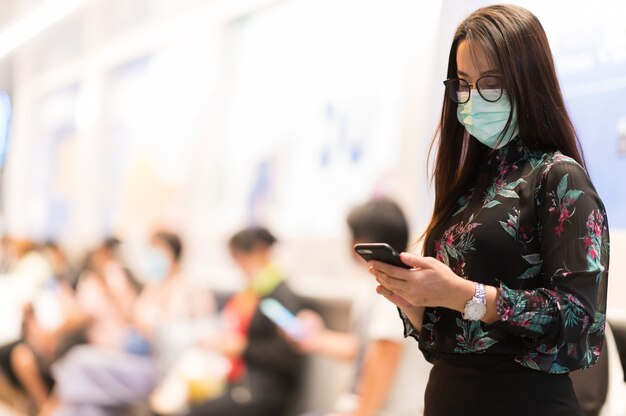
[443,75,504,104]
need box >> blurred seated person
[71,237,139,350]
[0,237,41,276]
[187,226,306,416]
[292,198,430,416]
[48,232,215,416]
[133,231,216,372]
[0,238,51,296]
[39,241,78,290]
[39,237,148,416]
[0,241,82,413]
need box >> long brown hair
[422,4,585,253]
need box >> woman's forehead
[457,40,496,74]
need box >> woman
[370,5,609,416]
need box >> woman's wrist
[445,277,476,313]
[400,306,425,332]
[445,277,500,324]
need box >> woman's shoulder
[539,151,586,175]
[526,149,590,189]
[530,150,604,214]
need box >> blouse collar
[486,135,532,171]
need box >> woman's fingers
[368,255,441,308]
[399,252,434,269]
[376,284,393,297]
[368,260,411,280]
[368,255,434,279]
[376,285,414,308]
[373,269,408,293]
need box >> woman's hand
[374,284,414,309]
[369,252,474,312]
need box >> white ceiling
[0,0,21,28]
[0,0,81,90]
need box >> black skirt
[424,354,582,416]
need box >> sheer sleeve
[494,157,609,373]
[399,308,420,340]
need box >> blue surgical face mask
[456,90,518,149]
[143,248,171,282]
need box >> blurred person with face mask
[134,231,216,372]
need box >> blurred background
[0,0,624,414]
[0,0,624,297]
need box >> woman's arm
[486,160,608,371]
[372,159,608,372]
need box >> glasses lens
[476,76,503,102]
[444,79,470,103]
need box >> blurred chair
[571,321,626,416]
[609,319,626,383]
[571,332,609,416]
[599,321,626,416]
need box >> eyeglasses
[443,76,503,104]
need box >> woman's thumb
[399,252,432,269]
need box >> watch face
[465,300,487,320]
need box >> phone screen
[354,243,412,269]
[259,298,307,340]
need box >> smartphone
[353,243,412,269]
[259,298,308,340]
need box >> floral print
[545,173,584,236]
[584,210,608,279]
[454,318,497,353]
[434,214,481,276]
[402,137,609,374]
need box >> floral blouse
[402,137,609,374]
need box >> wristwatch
[463,282,486,320]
